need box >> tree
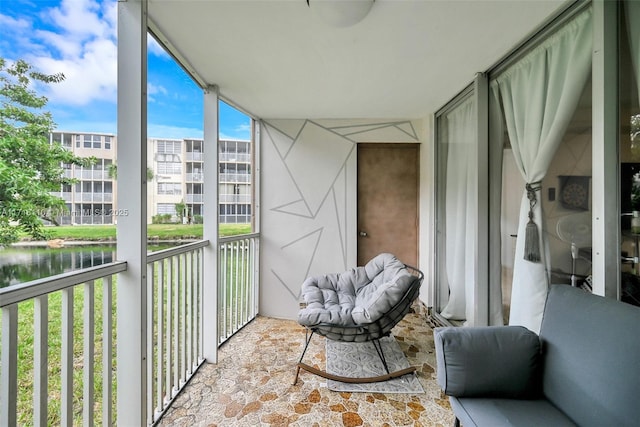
[0,58,91,245]
[175,200,187,224]
[106,163,154,181]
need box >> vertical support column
[252,121,261,234]
[203,85,219,362]
[474,72,489,326]
[592,0,619,299]
[422,115,436,308]
[253,121,261,316]
[116,0,148,424]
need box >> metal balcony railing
[0,262,127,426]
[185,194,203,203]
[219,194,252,203]
[219,173,251,183]
[146,241,208,424]
[185,173,203,182]
[219,153,251,163]
[0,236,259,425]
[218,233,259,345]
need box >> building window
[157,140,182,154]
[82,134,101,149]
[157,162,182,175]
[105,136,111,149]
[155,153,181,162]
[158,182,182,195]
[157,203,176,215]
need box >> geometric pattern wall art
[260,119,420,319]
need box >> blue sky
[0,0,251,140]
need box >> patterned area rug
[325,335,424,393]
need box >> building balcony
[219,173,251,184]
[219,194,251,204]
[185,172,203,182]
[185,194,203,203]
[0,232,456,426]
[73,170,107,180]
[219,153,251,163]
[185,152,203,162]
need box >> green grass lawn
[37,223,251,241]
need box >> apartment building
[51,132,252,225]
[50,132,116,225]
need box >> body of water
[0,243,174,288]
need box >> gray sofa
[434,285,640,427]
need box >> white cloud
[48,0,115,40]
[148,36,170,58]
[234,123,252,134]
[148,82,169,103]
[0,14,30,31]
[7,0,120,106]
[34,36,118,105]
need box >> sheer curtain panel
[441,97,477,324]
[490,8,592,333]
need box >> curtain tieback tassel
[524,181,542,262]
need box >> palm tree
[107,163,154,181]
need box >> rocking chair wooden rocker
[293,253,424,385]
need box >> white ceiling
[148,0,570,120]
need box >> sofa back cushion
[435,326,541,398]
[540,285,640,427]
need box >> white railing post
[1,305,18,427]
[116,0,148,424]
[102,277,113,425]
[83,281,95,427]
[33,295,48,426]
[203,86,219,362]
[61,288,74,427]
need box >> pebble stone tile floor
[157,304,455,427]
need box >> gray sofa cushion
[297,253,407,327]
[450,397,576,427]
[435,326,541,398]
[540,285,640,427]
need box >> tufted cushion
[352,273,413,324]
[297,253,410,327]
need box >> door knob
[359,231,368,237]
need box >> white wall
[260,118,423,319]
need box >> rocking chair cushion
[298,253,410,327]
[351,273,413,324]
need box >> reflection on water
[0,244,172,288]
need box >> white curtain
[627,1,640,101]
[441,96,477,324]
[490,8,592,333]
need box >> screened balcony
[2,0,637,425]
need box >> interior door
[357,143,419,266]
